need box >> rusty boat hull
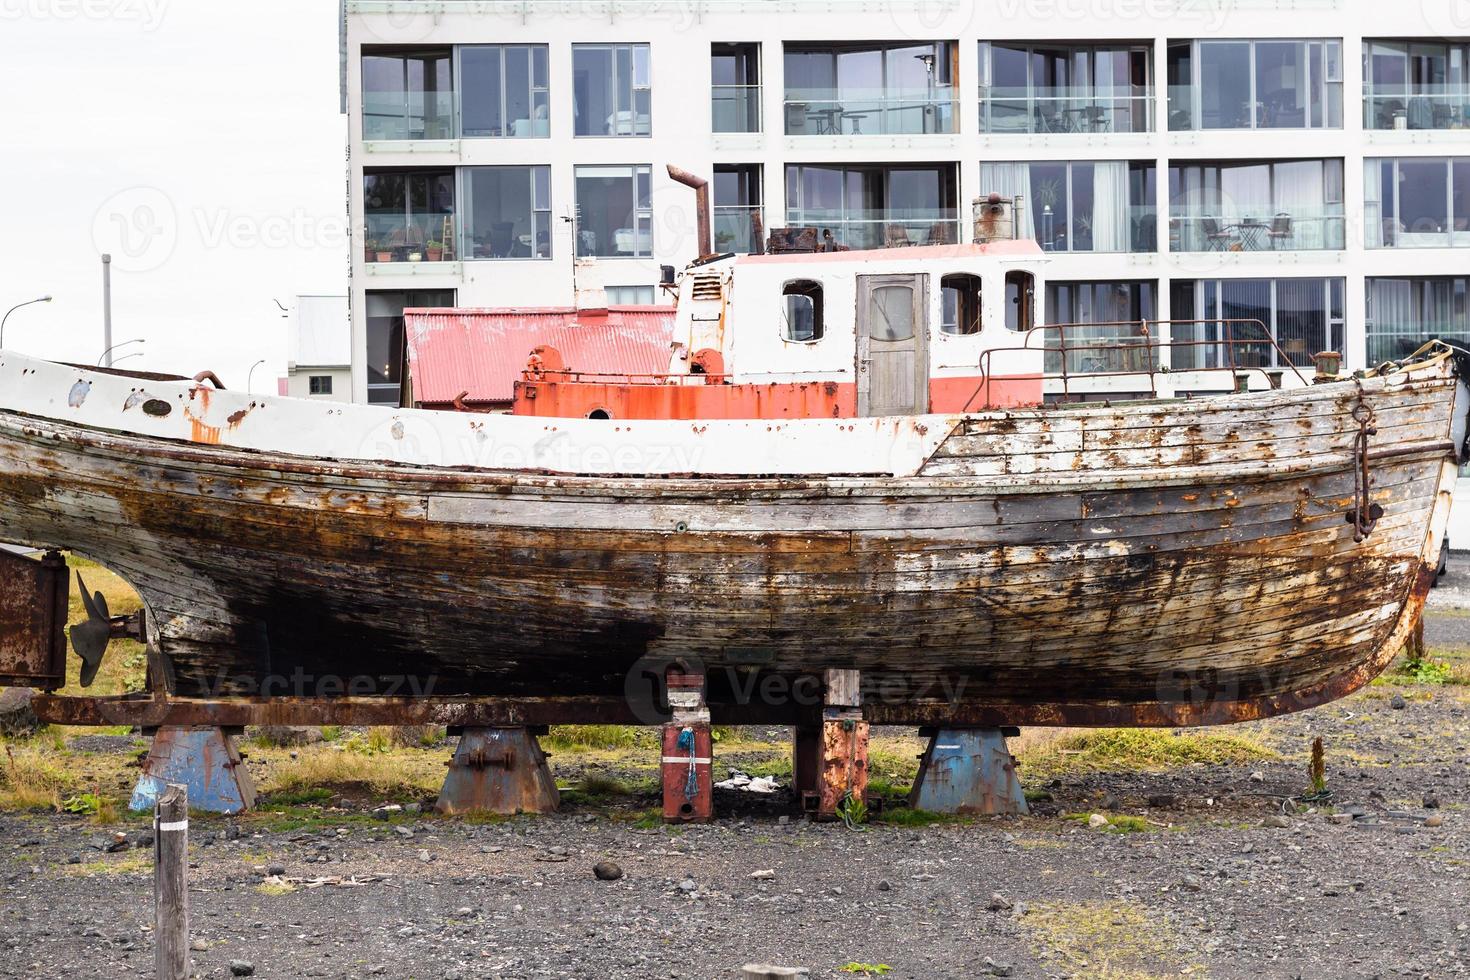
[0,348,1463,727]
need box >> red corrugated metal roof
[403,306,677,406]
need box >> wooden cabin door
[857,274,929,416]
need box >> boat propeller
[70,575,113,688]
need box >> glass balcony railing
[363,91,456,141]
[712,85,762,133]
[1364,89,1470,130]
[1168,208,1346,252]
[714,206,762,253]
[783,88,957,135]
[1029,204,1157,253]
[783,209,959,250]
[364,214,455,262]
[979,87,1154,134]
[1044,326,1161,375]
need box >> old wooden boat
[0,197,1465,730]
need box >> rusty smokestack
[666,164,712,258]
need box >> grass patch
[1063,812,1152,834]
[542,725,638,752]
[264,787,333,806]
[839,964,892,976]
[0,744,76,811]
[257,741,442,801]
[1027,728,1275,772]
[256,878,296,896]
[66,851,151,877]
[875,807,967,827]
[1023,900,1203,979]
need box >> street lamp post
[98,338,144,366]
[247,359,266,394]
[1,295,54,348]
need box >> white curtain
[979,163,1035,240]
[1090,161,1130,252]
[1272,159,1328,248]
[1362,160,1384,248]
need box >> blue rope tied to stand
[677,727,697,799]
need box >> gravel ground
[1,569,1468,980]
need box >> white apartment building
[343,0,1470,405]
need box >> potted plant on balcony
[375,243,394,263]
[426,239,444,261]
[364,238,379,263]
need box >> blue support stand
[908,727,1028,816]
[130,726,256,814]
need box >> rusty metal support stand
[130,726,256,814]
[661,669,713,823]
[908,727,1028,815]
[436,726,559,815]
[792,669,869,821]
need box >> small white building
[286,295,351,402]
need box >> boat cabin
[513,239,1048,420]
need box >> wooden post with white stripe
[154,782,189,980]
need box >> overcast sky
[0,0,346,390]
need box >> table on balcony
[1232,219,1269,251]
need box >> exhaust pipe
[666,164,712,258]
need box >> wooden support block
[822,668,862,708]
[436,727,559,815]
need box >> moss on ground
[1022,900,1204,979]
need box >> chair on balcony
[884,224,913,249]
[1267,213,1293,250]
[1201,216,1235,252]
[925,222,954,246]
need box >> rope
[677,727,697,800]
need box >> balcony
[1169,209,1346,252]
[783,91,956,135]
[714,205,763,253]
[1166,39,1343,131]
[1364,88,1470,130]
[363,170,456,263]
[781,208,959,250]
[363,90,454,142]
[980,87,1152,134]
[713,85,762,133]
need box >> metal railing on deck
[967,319,1310,411]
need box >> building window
[363,170,456,261]
[712,42,761,133]
[462,166,552,259]
[1005,271,1034,333]
[1365,157,1470,248]
[365,289,455,405]
[940,274,982,335]
[1167,159,1345,252]
[574,165,652,257]
[785,163,958,250]
[782,280,823,342]
[1045,280,1157,373]
[978,42,1153,134]
[1367,277,1470,364]
[980,161,1156,253]
[361,49,453,141]
[714,164,763,254]
[607,285,655,304]
[573,44,650,136]
[308,376,334,396]
[1363,40,1470,130]
[1167,39,1342,131]
[1170,278,1344,370]
[460,45,549,138]
[783,41,957,135]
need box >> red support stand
[661,669,713,823]
[792,670,869,821]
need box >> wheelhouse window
[460,45,549,138]
[1364,157,1470,248]
[1044,280,1157,374]
[979,161,1156,252]
[362,49,453,140]
[783,41,957,135]
[574,165,652,257]
[1005,271,1034,332]
[782,280,823,342]
[978,41,1153,134]
[462,166,551,259]
[573,44,651,136]
[363,170,455,261]
[1167,159,1346,252]
[1363,40,1470,130]
[1167,38,1342,131]
[712,42,762,133]
[366,288,455,405]
[1169,278,1345,370]
[940,273,982,335]
[714,164,763,254]
[1366,277,1470,362]
[785,163,959,250]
